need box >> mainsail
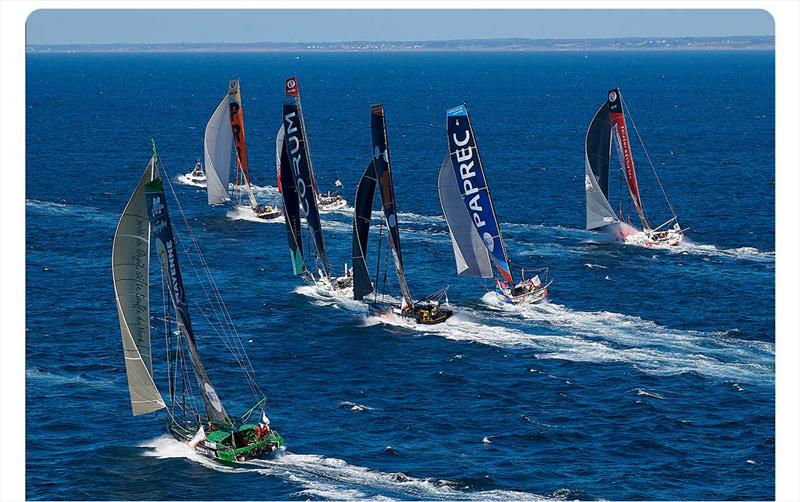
[584,99,619,230]
[204,95,233,206]
[112,155,166,416]
[370,104,414,307]
[352,160,377,300]
[276,125,305,275]
[608,88,649,229]
[438,155,493,278]
[145,176,231,426]
[227,79,260,209]
[445,105,513,284]
[282,76,329,277]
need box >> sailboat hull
[169,422,283,464]
[367,301,453,326]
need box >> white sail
[204,95,233,206]
[438,155,492,278]
[112,157,166,416]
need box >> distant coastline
[26,36,774,53]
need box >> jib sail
[438,155,493,278]
[282,76,329,277]
[204,94,233,206]
[352,160,377,301]
[445,105,513,284]
[371,104,414,307]
[145,176,231,426]
[584,98,619,230]
[112,154,165,416]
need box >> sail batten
[204,96,233,206]
[370,104,414,307]
[113,157,165,416]
[445,105,513,284]
[283,76,329,277]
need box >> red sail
[607,89,648,229]
[227,79,250,183]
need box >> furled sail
[282,76,329,277]
[352,160,377,300]
[145,177,231,426]
[112,155,166,416]
[370,104,414,307]
[584,100,619,230]
[438,155,492,278]
[445,105,513,284]
[276,125,304,275]
[204,95,233,206]
[608,88,649,230]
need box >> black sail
[370,104,413,307]
[584,101,619,230]
[276,126,304,275]
[352,160,377,301]
[283,79,329,278]
[144,177,230,426]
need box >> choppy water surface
[26,51,774,500]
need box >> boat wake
[175,174,207,188]
[294,285,368,313]
[671,240,775,262]
[226,206,285,224]
[140,436,550,500]
[478,295,774,383]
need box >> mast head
[285,76,299,97]
[607,88,623,113]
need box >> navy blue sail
[282,76,329,278]
[144,176,230,426]
[445,105,514,284]
[276,125,304,275]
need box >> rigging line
[161,273,175,406]
[163,165,257,371]
[622,98,678,220]
[161,162,263,398]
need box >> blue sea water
[26,51,774,500]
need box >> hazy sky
[26,9,774,45]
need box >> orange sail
[227,79,250,184]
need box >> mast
[370,104,414,307]
[445,105,514,284]
[584,100,619,230]
[227,79,260,209]
[144,166,231,426]
[282,76,330,278]
[276,125,305,275]
[352,160,378,300]
[608,88,649,230]
[112,152,166,416]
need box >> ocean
[26,50,774,500]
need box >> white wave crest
[140,436,547,500]
[226,206,285,224]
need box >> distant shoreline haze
[26,36,774,53]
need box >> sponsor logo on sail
[451,127,486,229]
[283,110,311,215]
[609,91,617,102]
